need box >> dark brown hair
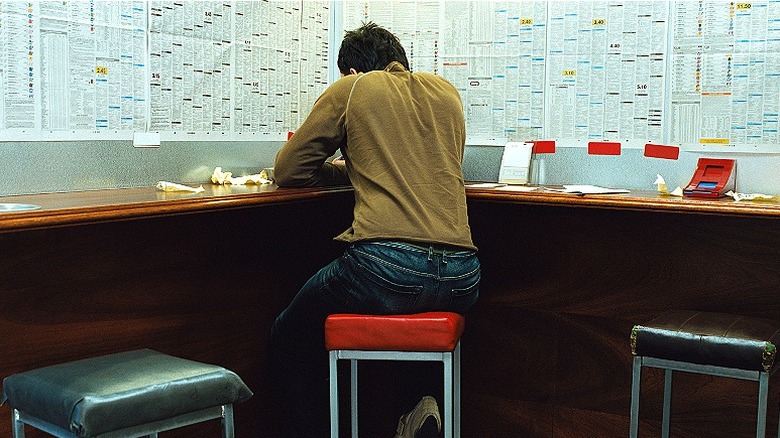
[337,22,409,74]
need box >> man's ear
[349,68,359,75]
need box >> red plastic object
[325,312,465,352]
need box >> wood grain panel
[0,193,355,437]
[462,305,556,437]
[467,199,780,437]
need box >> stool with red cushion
[325,312,465,438]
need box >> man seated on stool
[272,22,480,438]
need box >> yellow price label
[95,66,108,75]
[562,70,576,77]
[736,3,752,9]
[592,19,606,26]
[699,138,730,144]
[520,18,533,25]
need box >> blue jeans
[271,241,480,437]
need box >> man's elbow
[273,167,317,187]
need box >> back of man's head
[337,22,410,75]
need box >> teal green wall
[0,141,282,196]
[3,140,778,197]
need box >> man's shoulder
[412,71,459,93]
[355,70,459,97]
[412,70,454,83]
[324,75,360,96]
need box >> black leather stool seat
[629,310,780,438]
[1,349,253,437]
[631,310,779,372]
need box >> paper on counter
[466,182,507,189]
[725,190,778,202]
[210,167,232,185]
[654,174,683,197]
[223,174,272,185]
[156,181,205,193]
[465,182,538,192]
[545,185,629,194]
[654,174,669,195]
[495,185,538,192]
[211,167,272,185]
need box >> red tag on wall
[588,141,621,155]
[532,140,556,154]
[644,143,679,160]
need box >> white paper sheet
[546,185,629,195]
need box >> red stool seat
[325,312,465,352]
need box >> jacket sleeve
[274,78,353,187]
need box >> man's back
[337,62,474,249]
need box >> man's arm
[274,78,354,187]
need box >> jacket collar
[384,61,408,73]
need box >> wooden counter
[466,185,780,217]
[0,184,353,232]
[1,184,778,437]
[3,185,779,233]
[464,186,780,438]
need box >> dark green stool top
[631,310,780,372]
[1,349,253,437]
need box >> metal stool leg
[327,341,462,438]
[351,359,358,438]
[443,351,453,438]
[329,351,339,438]
[662,369,673,438]
[454,341,461,438]
[221,404,235,438]
[757,371,769,438]
[12,409,25,438]
[629,356,642,438]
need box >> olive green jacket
[275,62,475,250]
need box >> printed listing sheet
[3,0,780,153]
[545,1,669,144]
[0,1,330,141]
[670,0,780,151]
